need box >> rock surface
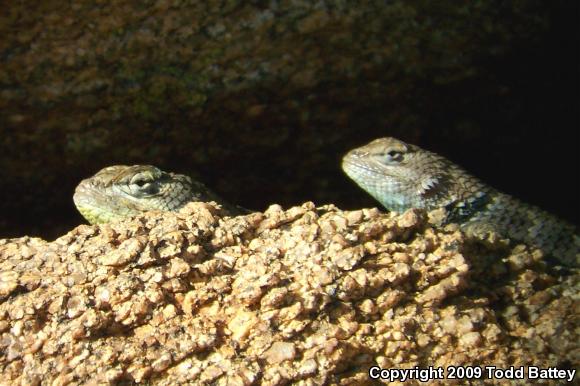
[0,202,577,384]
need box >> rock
[0,202,577,384]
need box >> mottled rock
[0,202,577,384]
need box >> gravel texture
[0,202,577,384]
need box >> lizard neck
[439,165,495,224]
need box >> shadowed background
[0,0,577,239]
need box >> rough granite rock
[0,202,578,385]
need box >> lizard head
[73,165,197,224]
[342,137,454,212]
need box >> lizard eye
[129,173,159,195]
[133,179,147,187]
[375,149,404,164]
[130,174,152,187]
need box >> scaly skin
[342,137,579,267]
[74,165,243,224]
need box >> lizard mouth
[73,182,117,224]
[73,179,101,207]
[342,156,392,178]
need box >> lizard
[342,137,579,267]
[74,165,245,224]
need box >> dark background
[0,0,577,240]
